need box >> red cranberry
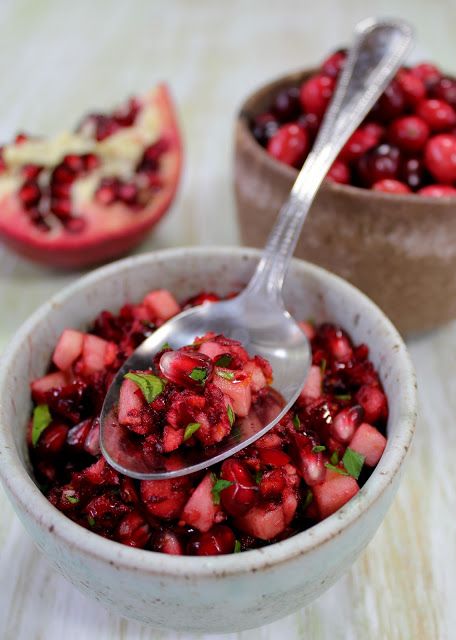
[416,99,456,132]
[220,459,257,516]
[267,123,308,168]
[424,134,456,183]
[159,350,213,389]
[296,112,321,142]
[339,127,379,163]
[272,87,301,122]
[83,153,100,171]
[399,155,426,191]
[321,49,346,78]
[327,160,350,184]
[388,116,430,152]
[372,179,411,194]
[18,181,41,209]
[36,423,69,456]
[370,80,405,122]
[431,77,456,109]
[418,184,456,197]
[299,74,335,118]
[356,144,401,187]
[396,69,426,106]
[251,113,279,147]
[187,524,236,556]
[410,62,441,87]
[15,133,28,144]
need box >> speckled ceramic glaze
[0,248,417,633]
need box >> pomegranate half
[0,84,182,267]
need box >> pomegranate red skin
[220,459,258,517]
[0,85,182,268]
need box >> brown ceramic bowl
[234,69,456,335]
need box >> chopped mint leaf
[312,445,326,453]
[87,516,96,527]
[161,342,171,350]
[211,475,233,505]
[330,450,340,465]
[234,539,241,553]
[335,393,352,401]
[342,447,365,480]
[324,463,350,476]
[189,367,208,383]
[183,422,201,441]
[124,372,165,403]
[65,494,79,505]
[292,414,301,430]
[215,354,233,368]
[227,404,235,427]
[320,358,327,374]
[216,370,235,381]
[303,488,313,510]
[255,470,263,485]
[32,404,52,447]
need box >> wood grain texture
[0,1,453,638]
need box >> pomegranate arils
[118,182,138,205]
[188,524,236,556]
[22,164,42,180]
[95,178,119,205]
[51,198,72,218]
[330,406,363,443]
[220,459,258,516]
[159,350,213,389]
[18,181,41,209]
[113,98,140,127]
[117,511,150,548]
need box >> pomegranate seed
[370,80,405,122]
[416,99,456,132]
[96,178,119,205]
[84,419,101,456]
[159,350,213,389]
[258,448,291,467]
[220,459,257,516]
[117,511,150,548]
[272,87,301,122]
[267,123,308,168]
[142,139,169,164]
[187,524,236,556]
[388,116,430,152]
[94,115,121,141]
[50,182,71,199]
[424,134,456,183]
[114,98,140,127]
[355,385,388,424]
[299,74,335,118]
[67,419,92,451]
[15,133,28,144]
[36,423,68,456]
[51,199,72,218]
[0,154,5,174]
[431,77,456,109]
[258,468,286,498]
[63,154,85,173]
[155,530,183,555]
[52,164,75,184]
[330,405,364,443]
[418,184,456,197]
[22,164,42,180]
[372,179,411,194]
[396,69,426,106]
[293,433,326,486]
[355,144,401,187]
[65,217,86,233]
[410,62,441,86]
[118,182,138,204]
[318,323,353,362]
[321,49,346,78]
[18,181,41,209]
[83,153,100,171]
[327,160,350,184]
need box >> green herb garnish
[32,404,52,447]
[324,463,350,476]
[215,354,233,368]
[234,540,241,553]
[189,367,208,383]
[312,445,326,453]
[124,372,165,403]
[87,516,96,527]
[183,422,201,441]
[342,447,365,480]
[303,489,313,510]
[335,393,352,401]
[255,470,263,485]
[216,370,235,381]
[292,414,301,430]
[210,474,233,505]
[161,342,171,350]
[65,494,79,505]
[320,358,327,374]
[330,450,340,465]
[227,404,235,427]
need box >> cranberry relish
[252,52,456,196]
[29,290,388,555]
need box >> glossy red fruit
[370,80,405,122]
[388,116,430,152]
[339,127,380,163]
[372,179,411,194]
[296,112,321,142]
[410,62,441,86]
[418,184,456,197]
[141,475,190,520]
[431,77,456,109]
[355,384,388,424]
[356,144,401,186]
[159,350,213,389]
[321,49,346,78]
[396,69,426,106]
[299,74,335,118]
[0,85,182,268]
[399,155,426,191]
[220,459,258,516]
[327,160,350,184]
[187,524,236,556]
[424,134,456,183]
[117,511,151,548]
[330,405,364,443]
[251,113,279,146]
[416,99,456,132]
[36,423,68,456]
[18,181,40,209]
[267,123,308,168]
[258,468,287,498]
[272,87,301,122]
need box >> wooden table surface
[0,1,453,638]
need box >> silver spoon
[101,17,413,479]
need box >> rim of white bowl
[0,247,417,578]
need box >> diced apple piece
[235,488,297,540]
[198,341,227,360]
[299,321,316,340]
[244,361,267,392]
[212,370,252,417]
[162,425,184,453]
[141,475,190,520]
[31,371,68,396]
[143,289,180,322]
[300,365,322,401]
[82,334,116,374]
[118,378,146,427]
[313,475,359,519]
[52,329,84,371]
[181,473,217,533]
[349,422,387,466]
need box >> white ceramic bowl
[0,247,417,633]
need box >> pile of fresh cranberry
[251,50,456,197]
[29,289,388,555]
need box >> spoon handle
[244,18,413,301]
